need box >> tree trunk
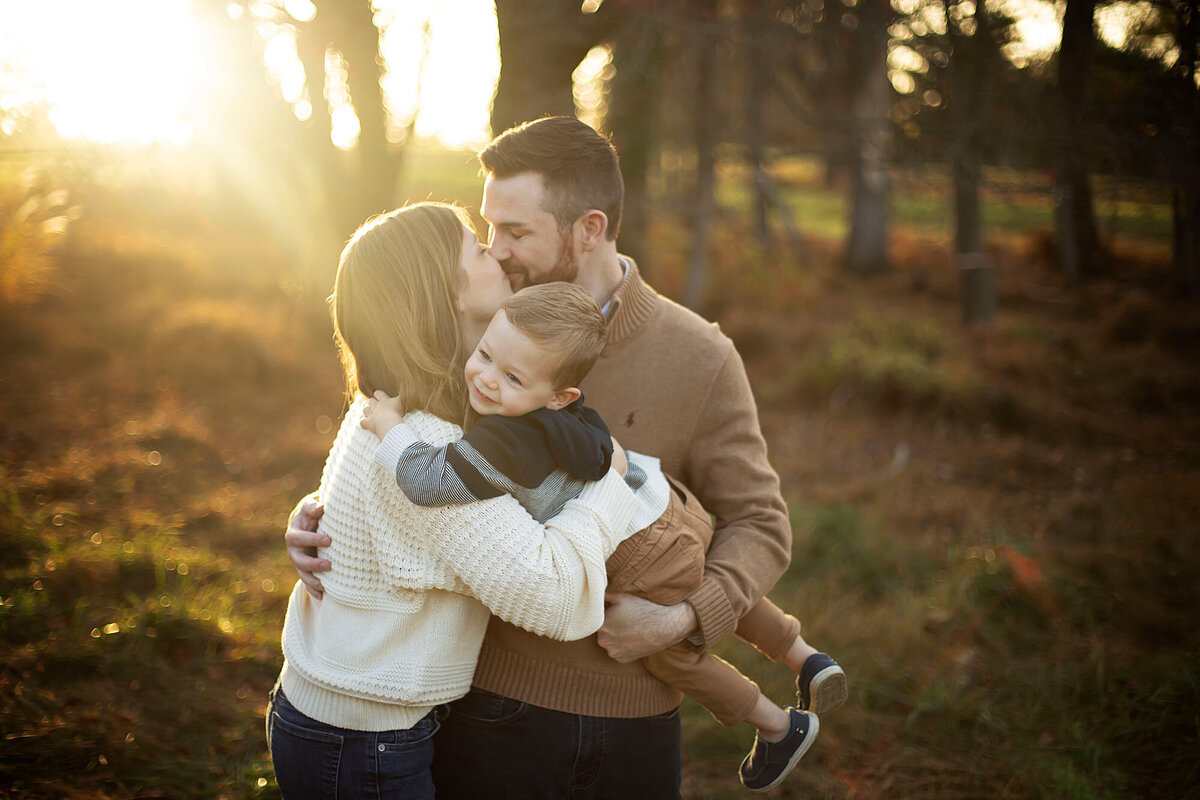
[339,0,401,222]
[947,0,995,322]
[1172,0,1200,296]
[607,10,666,268]
[744,0,770,247]
[192,1,342,274]
[844,0,892,275]
[1054,0,1102,284]
[292,0,406,239]
[490,0,617,134]
[684,0,720,312]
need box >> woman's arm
[418,469,636,642]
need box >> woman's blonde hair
[331,202,472,424]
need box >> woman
[266,202,639,799]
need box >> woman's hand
[361,390,405,441]
[286,497,329,599]
[610,436,628,477]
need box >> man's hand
[597,592,698,662]
[286,498,329,599]
[361,389,405,441]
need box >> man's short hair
[501,282,607,389]
[478,116,623,240]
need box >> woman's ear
[546,386,582,410]
[577,210,608,253]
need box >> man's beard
[503,228,578,289]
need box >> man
[286,117,793,798]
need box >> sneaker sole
[747,713,820,793]
[807,665,847,716]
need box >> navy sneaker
[739,708,819,792]
[797,653,847,715]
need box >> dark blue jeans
[267,686,443,800]
[431,688,682,800]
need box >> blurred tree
[844,0,896,274]
[683,0,721,311]
[744,0,772,246]
[191,1,342,265]
[1163,0,1199,294]
[943,0,1016,321]
[739,1,808,263]
[490,0,620,134]
[607,3,670,266]
[291,0,407,238]
[188,0,425,269]
[1053,0,1104,283]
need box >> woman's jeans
[267,686,443,800]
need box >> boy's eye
[506,373,522,386]
[478,349,491,362]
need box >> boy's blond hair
[501,282,607,390]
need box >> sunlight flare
[1,0,199,145]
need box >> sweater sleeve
[423,468,638,642]
[682,346,792,646]
[374,422,504,506]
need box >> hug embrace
[270,116,847,798]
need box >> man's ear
[546,386,582,410]
[577,210,608,252]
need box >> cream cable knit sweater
[280,398,638,731]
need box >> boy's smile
[464,310,579,417]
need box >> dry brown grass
[2,163,1197,798]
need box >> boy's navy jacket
[447,396,614,501]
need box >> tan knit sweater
[471,259,792,718]
[280,399,638,730]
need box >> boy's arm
[362,390,503,505]
[361,390,405,441]
[374,424,506,507]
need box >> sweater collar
[603,256,658,345]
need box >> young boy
[362,282,847,792]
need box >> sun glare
[1,0,199,145]
[1,0,497,150]
[375,0,498,149]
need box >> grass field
[1,146,1197,798]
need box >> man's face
[481,172,579,291]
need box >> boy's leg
[644,643,819,793]
[643,643,762,727]
[735,597,802,661]
[736,597,847,715]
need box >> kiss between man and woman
[271,115,847,799]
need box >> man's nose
[487,236,509,261]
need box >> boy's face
[464,311,578,417]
